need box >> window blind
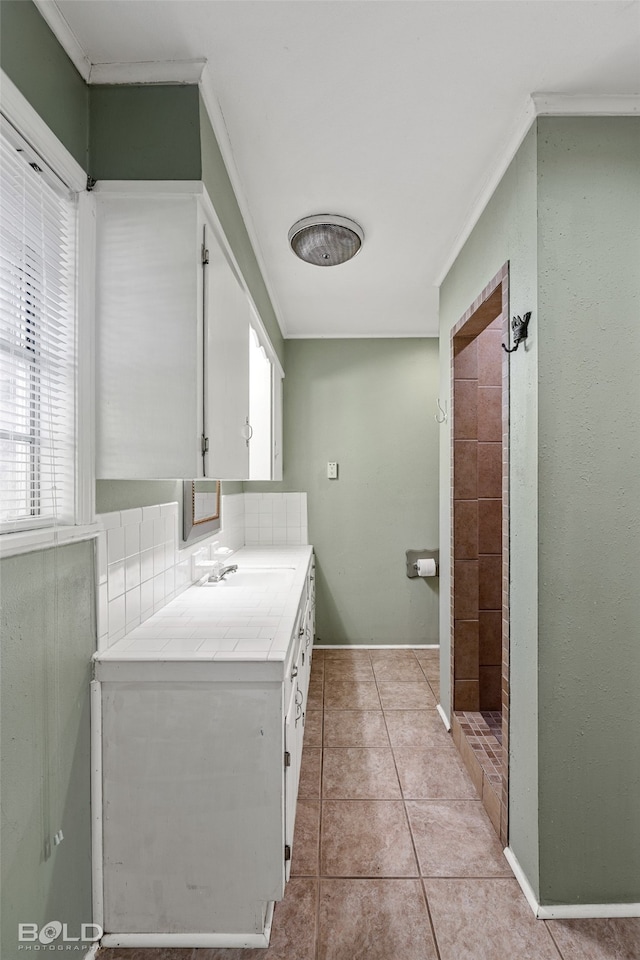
[0,123,77,531]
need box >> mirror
[183,480,221,544]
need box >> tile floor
[98,648,640,960]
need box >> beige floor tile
[324,680,381,710]
[197,878,317,960]
[545,917,640,960]
[384,709,452,748]
[291,799,320,876]
[323,648,372,660]
[304,709,323,747]
[298,747,322,798]
[419,661,440,685]
[318,879,438,960]
[323,709,389,747]
[322,747,401,799]
[321,800,418,877]
[378,681,436,710]
[372,659,426,681]
[424,878,562,960]
[393,744,478,799]
[414,647,440,662]
[369,648,417,661]
[306,680,324,710]
[406,800,512,877]
[325,659,376,681]
[310,655,325,679]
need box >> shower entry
[450,263,510,845]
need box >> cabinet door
[284,680,298,883]
[203,220,250,480]
[96,195,201,478]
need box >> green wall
[1,542,95,960]
[89,84,202,180]
[536,117,640,904]
[0,0,89,169]
[439,123,540,893]
[247,338,440,646]
[440,117,640,906]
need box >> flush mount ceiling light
[288,215,364,266]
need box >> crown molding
[89,60,206,86]
[436,92,640,287]
[435,96,536,287]
[532,92,640,115]
[199,65,289,339]
[32,0,91,81]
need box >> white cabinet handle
[241,419,253,441]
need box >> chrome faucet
[208,563,239,583]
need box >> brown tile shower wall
[477,322,503,711]
[449,263,510,846]
[452,324,502,711]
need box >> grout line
[543,919,568,960]
[421,878,444,960]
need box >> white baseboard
[436,703,451,730]
[101,930,270,948]
[503,847,640,919]
[82,944,100,960]
[314,644,440,649]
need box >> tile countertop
[94,545,314,683]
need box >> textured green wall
[247,338,440,645]
[536,117,640,905]
[0,0,89,169]
[89,84,202,181]
[439,124,540,895]
[1,542,95,960]
[440,116,640,906]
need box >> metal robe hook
[435,398,447,424]
[503,311,532,353]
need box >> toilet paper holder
[406,549,439,579]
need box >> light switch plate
[327,461,338,480]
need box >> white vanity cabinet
[93,549,315,949]
[94,182,251,480]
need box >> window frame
[0,70,98,558]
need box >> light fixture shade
[288,215,363,266]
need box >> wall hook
[435,398,447,424]
[503,311,532,353]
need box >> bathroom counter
[93,545,314,683]
[93,544,316,947]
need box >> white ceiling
[51,1,640,338]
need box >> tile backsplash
[244,492,308,546]
[96,491,307,649]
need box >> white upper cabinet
[94,181,279,481]
[202,217,250,480]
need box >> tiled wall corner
[244,492,308,546]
